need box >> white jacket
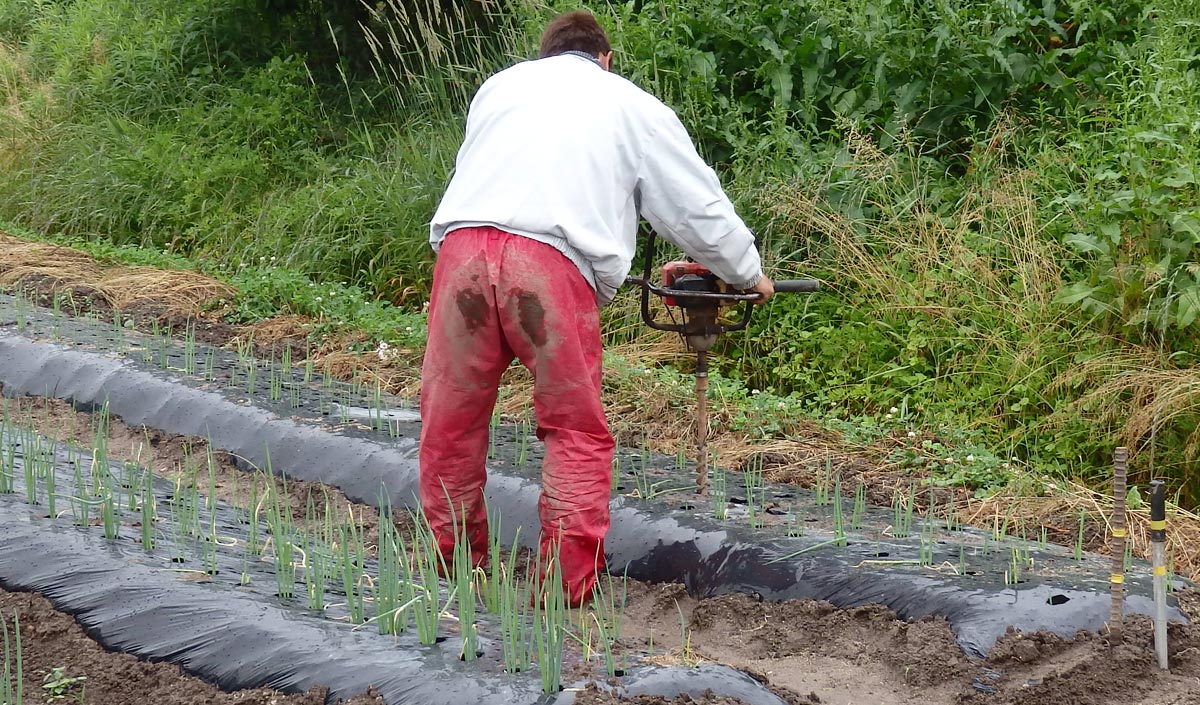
[430,53,763,304]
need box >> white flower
[270,256,276,262]
[889,407,899,414]
[966,454,975,462]
[885,413,893,419]
[944,457,955,464]
[314,297,322,303]
[907,431,917,438]
[751,389,760,395]
[376,341,397,362]
[776,402,786,410]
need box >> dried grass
[1056,346,1200,473]
[0,232,233,314]
[966,480,1200,581]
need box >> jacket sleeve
[634,105,763,290]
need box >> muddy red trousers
[419,226,614,604]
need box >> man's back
[430,54,675,302]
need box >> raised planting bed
[0,291,1192,703]
[0,413,787,704]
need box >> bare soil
[614,582,1200,705]
[4,397,1200,705]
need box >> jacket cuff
[727,271,762,291]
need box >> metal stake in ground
[1150,479,1169,670]
[694,349,709,494]
[1109,446,1128,644]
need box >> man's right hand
[748,276,774,304]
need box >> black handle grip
[1150,480,1166,522]
[1149,479,1166,542]
[773,279,820,293]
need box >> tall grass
[1,0,1198,500]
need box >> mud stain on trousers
[515,290,547,347]
[455,289,489,334]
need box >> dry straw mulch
[0,232,233,314]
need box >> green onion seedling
[1,610,24,705]
[246,361,258,396]
[591,570,626,677]
[22,439,36,505]
[183,321,197,375]
[814,457,832,507]
[892,485,915,538]
[73,460,87,527]
[141,470,155,551]
[43,444,56,518]
[339,515,366,623]
[919,520,935,567]
[265,473,297,599]
[374,493,403,633]
[449,500,478,662]
[411,510,448,645]
[516,417,530,466]
[712,463,727,521]
[832,476,845,547]
[744,456,764,528]
[305,524,327,613]
[851,481,866,530]
[500,563,531,673]
[1006,546,1022,586]
[533,546,566,693]
[1075,508,1086,561]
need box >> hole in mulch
[678,503,695,511]
[1048,594,1070,605]
[873,552,890,558]
[728,496,747,505]
[171,556,187,564]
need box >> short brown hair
[538,10,611,58]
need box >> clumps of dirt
[571,682,820,705]
[986,628,1075,664]
[955,606,1200,705]
[687,593,970,688]
[0,588,384,705]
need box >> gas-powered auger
[625,232,819,494]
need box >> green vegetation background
[0,0,1198,503]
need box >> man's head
[539,11,613,70]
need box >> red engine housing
[660,261,713,307]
